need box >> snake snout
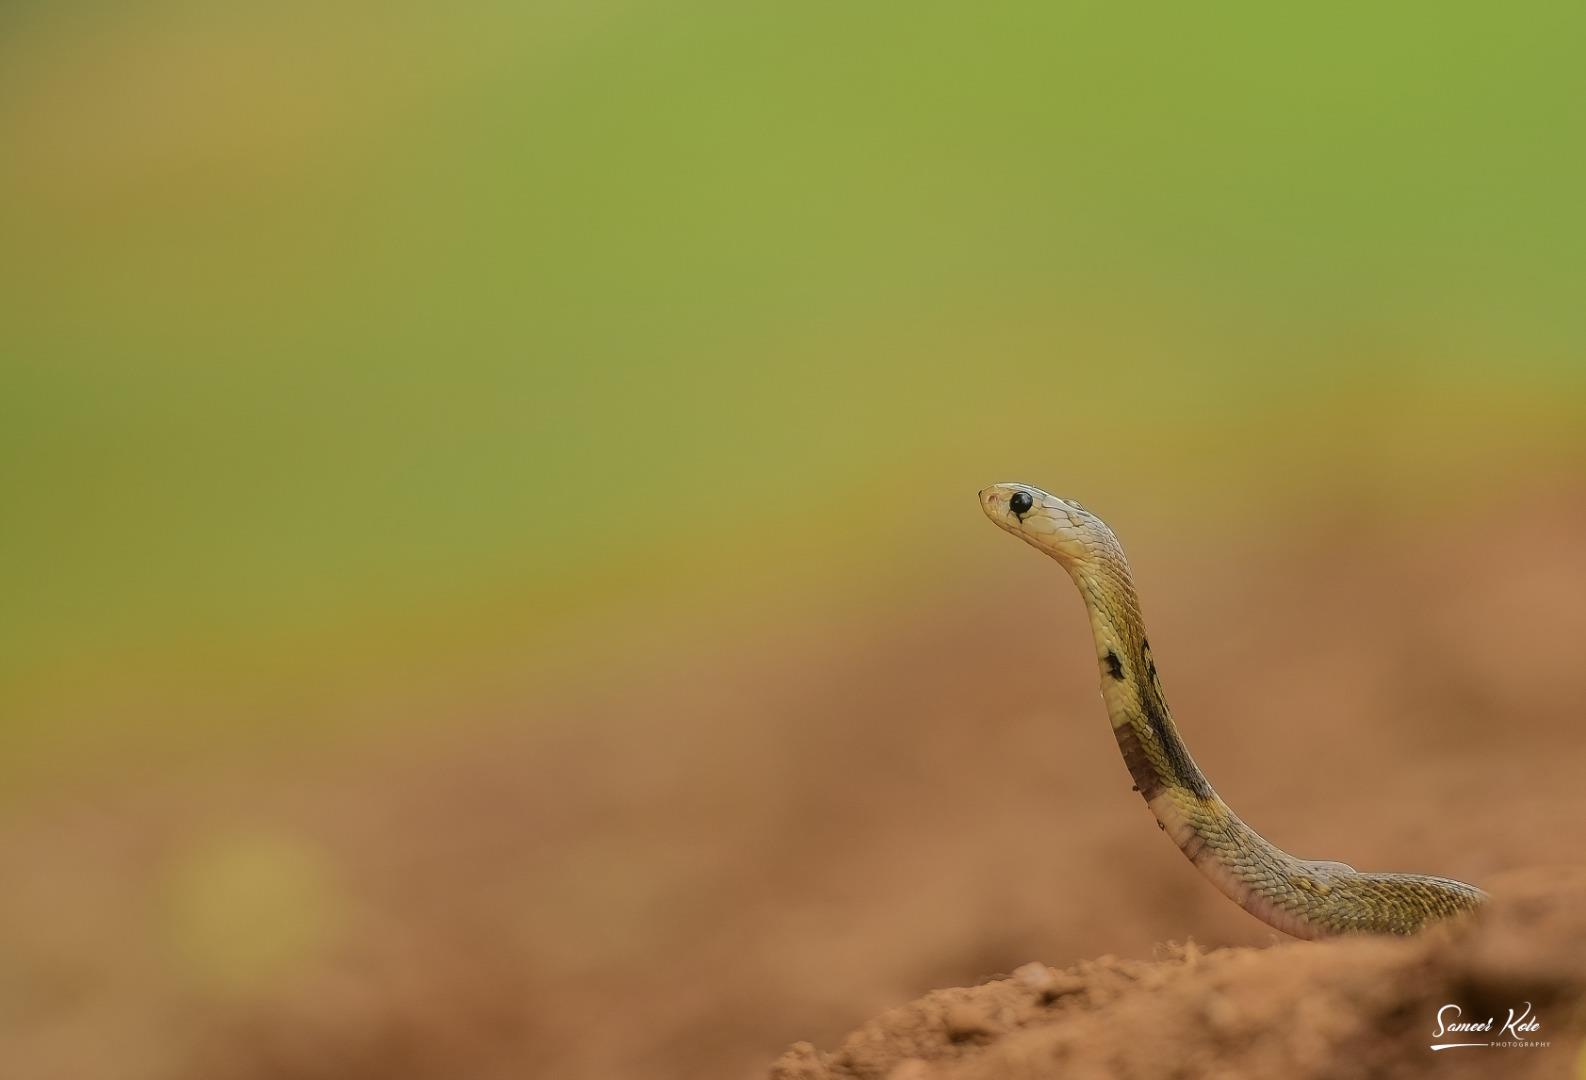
[979,486,1025,530]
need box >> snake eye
[1009,491,1034,517]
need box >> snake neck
[1065,558,1209,805]
[1061,554,1319,929]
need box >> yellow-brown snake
[980,482,1486,938]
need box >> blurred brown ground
[3,486,1584,1079]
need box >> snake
[979,482,1487,938]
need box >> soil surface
[773,868,1586,1080]
[3,490,1584,1078]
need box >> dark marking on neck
[1113,722,1165,802]
[1138,686,1213,799]
[1104,649,1125,680]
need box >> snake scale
[980,482,1486,938]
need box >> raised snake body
[979,482,1486,938]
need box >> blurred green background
[2,1,1583,780]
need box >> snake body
[979,482,1486,938]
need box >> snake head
[979,482,1110,565]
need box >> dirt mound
[773,868,1586,1080]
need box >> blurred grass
[1,1,1583,776]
